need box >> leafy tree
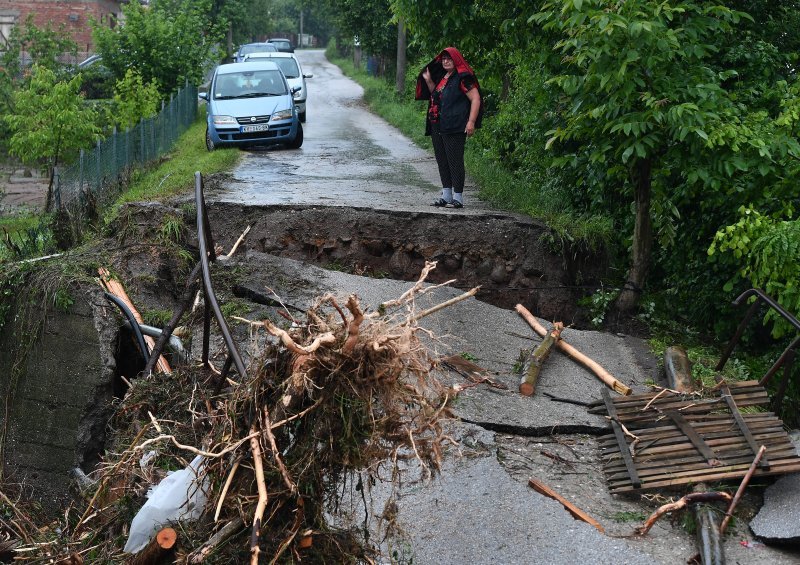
[113,69,161,130]
[323,0,397,61]
[92,0,225,97]
[709,207,800,339]
[4,66,100,210]
[0,15,79,151]
[531,1,752,314]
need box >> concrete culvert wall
[0,285,119,512]
[204,203,608,323]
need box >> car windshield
[240,44,275,55]
[272,58,300,79]
[213,70,287,99]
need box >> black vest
[437,77,471,134]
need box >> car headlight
[293,89,303,100]
[272,109,293,121]
[212,115,237,126]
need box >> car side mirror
[303,74,313,78]
[198,91,208,100]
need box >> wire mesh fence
[53,82,198,228]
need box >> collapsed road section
[0,174,798,564]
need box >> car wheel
[288,123,303,149]
[205,128,215,152]
[299,111,306,123]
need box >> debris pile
[4,263,467,563]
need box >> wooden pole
[519,323,563,396]
[127,527,177,564]
[719,445,767,535]
[515,305,632,395]
[528,478,605,533]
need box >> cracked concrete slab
[750,433,800,544]
[230,251,657,436]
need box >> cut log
[528,478,605,533]
[127,527,177,565]
[519,323,563,396]
[514,305,632,395]
[664,346,694,392]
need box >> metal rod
[194,172,248,380]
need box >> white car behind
[242,52,312,122]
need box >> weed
[53,288,74,312]
[460,352,477,362]
[579,285,620,328]
[142,308,172,328]
[612,510,647,523]
[159,213,185,244]
[221,299,250,320]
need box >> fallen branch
[188,518,244,564]
[514,305,632,395]
[519,323,563,396]
[528,478,605,533]
[225,225,251,258]
[214,457,242,522]
[249,427,268,565]
[636,492,732,535]
[410,287,480,324]
[719,445,767,535]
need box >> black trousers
[430,122,466,193]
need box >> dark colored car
[267,38,294,53]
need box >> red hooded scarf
[416,47,480,99]
[415,47,483,129]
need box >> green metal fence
[53,83,198,223]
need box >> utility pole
[299,10,304,47]
[395,19,407,94]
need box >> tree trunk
[127,527,177,565]
[395,19,407,95]
[615,157,653,314]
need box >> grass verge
[107,112,241,219]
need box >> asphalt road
[208,49,493,215]
[204,51,798,565]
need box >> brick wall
[3,0,122,59]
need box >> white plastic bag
[124,454,209,554]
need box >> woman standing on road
[416,47,483,209]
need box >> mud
[198,195,607,324]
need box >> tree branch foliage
[92,0,225,97]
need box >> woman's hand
[422,67,431,82]
[465,120,476,136]
[465,88,481,136]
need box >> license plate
[241,124,269,133]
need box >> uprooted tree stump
[9,261,473,563]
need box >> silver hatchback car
[199,61,303,150]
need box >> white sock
[453,192,463,204]
[441,188,453,202]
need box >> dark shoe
[432,198,450,207]
[448,201,463,209]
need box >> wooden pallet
[591,381,800,494]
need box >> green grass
[107,113,241,219]
[325,48,612,250]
